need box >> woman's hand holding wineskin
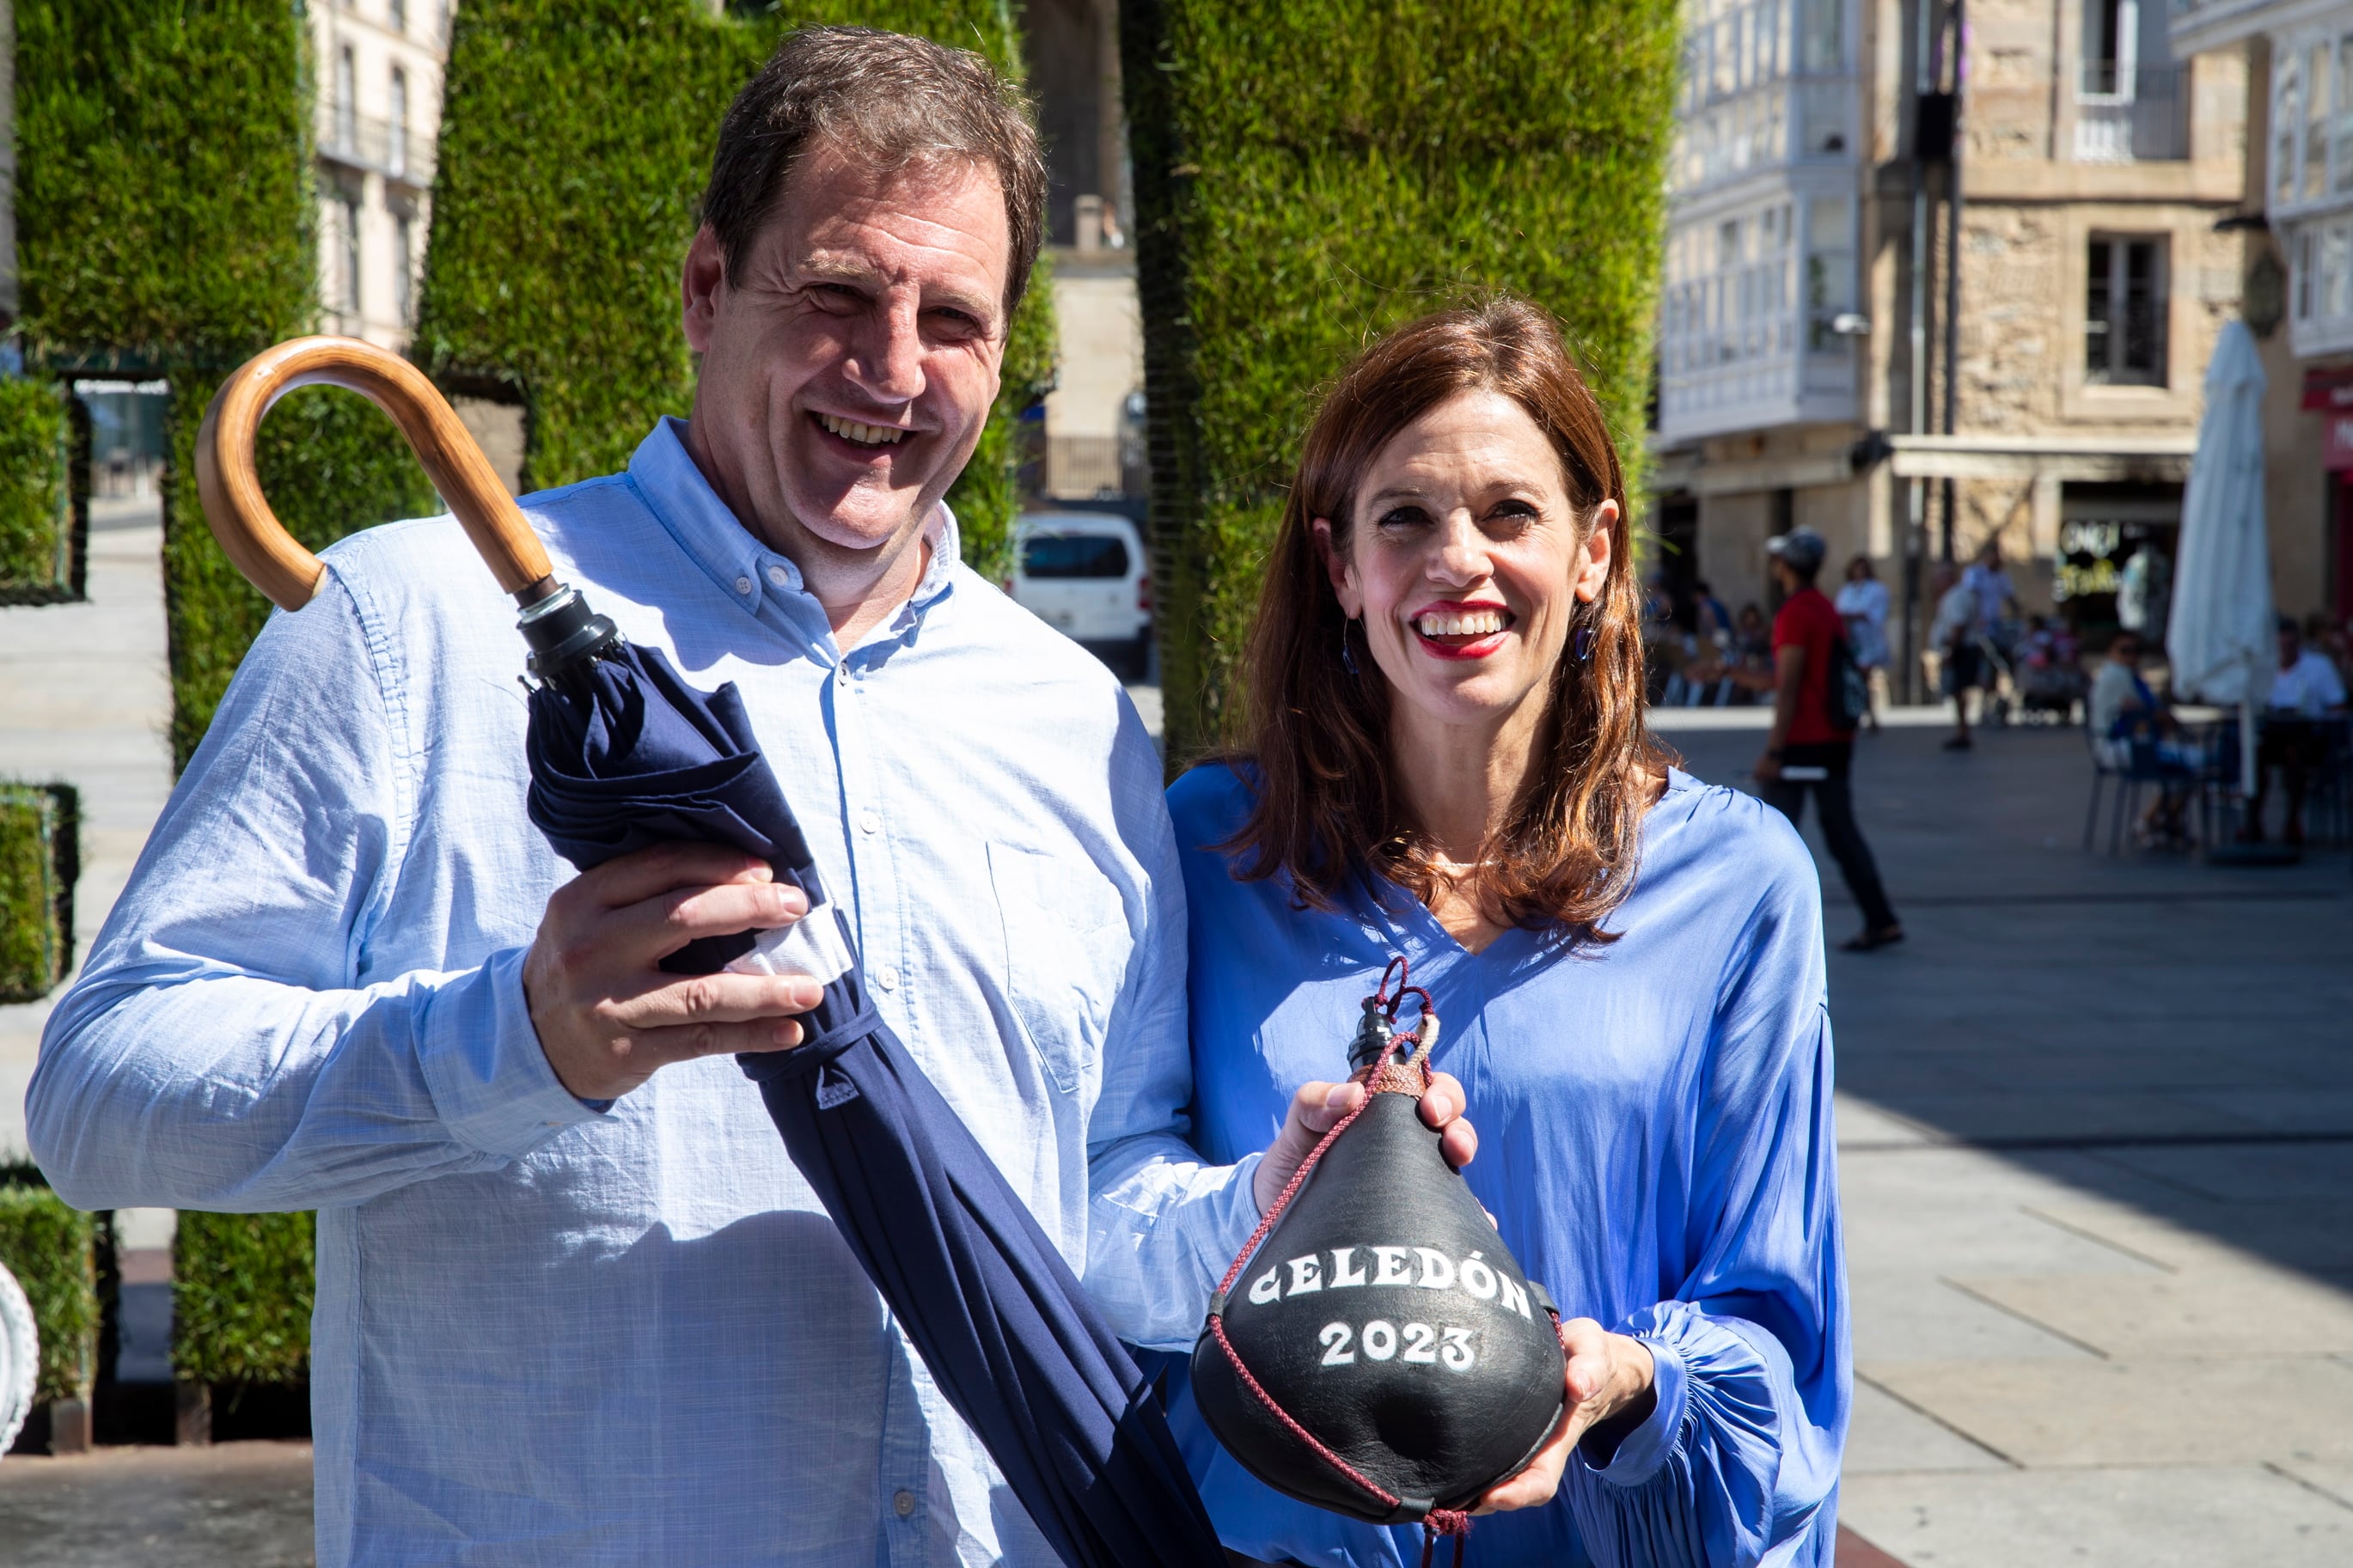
[1253,1073,1476,1216]
[1474,1320,1657,1513]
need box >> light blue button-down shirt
[30,420,1261,1567]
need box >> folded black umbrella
[526,637,1225,1568]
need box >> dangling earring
[1341,616,1361,677]
[1573,625,1596,663]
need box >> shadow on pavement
[1664,717,2353,1294]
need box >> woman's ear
[1311,516,1365,619]
[1573,500,1618,604]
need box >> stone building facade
[1655,0,2249,686]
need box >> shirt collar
[625,417,959,647]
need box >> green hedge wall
[12,1,313,363]
[171,1211,315,1387]
[0,784,78,1004]
[10,1,406,1393]
[12,0,438,769]
[416,0,1056,583]
[0,1183,99,1406]
[0,379,78,603]
[1119,0,1680,762]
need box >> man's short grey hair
[701,25,1048,320]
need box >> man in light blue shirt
[28,29,1408,1566]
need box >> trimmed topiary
[0,784,78,1004]
[169,1211,317,1388]
[0,1183,100,1406]
[12,0,442,767]
[416,0,1056,585]
[0,379,78,603]
[1119,0,1680,763]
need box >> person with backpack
[1753,528,1904,952]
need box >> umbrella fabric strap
[735,998,886,1083]
[1201,1036,1474,1564]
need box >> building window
[1659,204,1793,380]
[334,46,358,155]
[343,196,364,316]
[394,216,415,326]
[1805,197,1855,353]
[388,67,409,179]
[390,0,408,32]
[2082,0,2135,97]
[2073,0,2189,162]
[1671,0,1856,193]
[2269,27,2353,211]
[2085,235,2167,386]
[2289,216,2353,354]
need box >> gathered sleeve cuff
[1586,1329,1689,1487]
[1560,1299,1841,1568]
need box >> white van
[1008,511,1152,679]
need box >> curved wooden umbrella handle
[195,335,554,611]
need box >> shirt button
[893,1489,916,1518]
[734,575,753,595]
[858,809,882,835]
[875,964,901,991]
[767,564,790,587]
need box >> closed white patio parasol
[2166,320,2277,845]
[0,1260,34,1459]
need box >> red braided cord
[1418,1521,1470,1568]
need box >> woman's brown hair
[1222,297,1667,943]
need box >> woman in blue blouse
[1165,300,1849,1567]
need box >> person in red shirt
[1754,528,1904,951]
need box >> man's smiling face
[681,141,1010,576]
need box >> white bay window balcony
[2265,12,2353,355]
[1660,0,1861,442]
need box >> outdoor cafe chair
[2083,724,2181,855]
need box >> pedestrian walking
[1833,553,1888,730]
[1754,528,1904,951]
[1930,562,1980,749]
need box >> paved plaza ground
[3,522,2348,1563]
[1663,713,2353,1568]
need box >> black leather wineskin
[1191,1087,1567,1520]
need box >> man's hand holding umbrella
[523,844,821,1101]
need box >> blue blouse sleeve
[1559,826,1850,1568]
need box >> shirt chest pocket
[986,841,1131,1095]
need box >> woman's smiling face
[1316,388,1613,737]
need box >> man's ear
[681,226,725,354]
[1310,516,1363,619]
[1574,500,1618,603]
